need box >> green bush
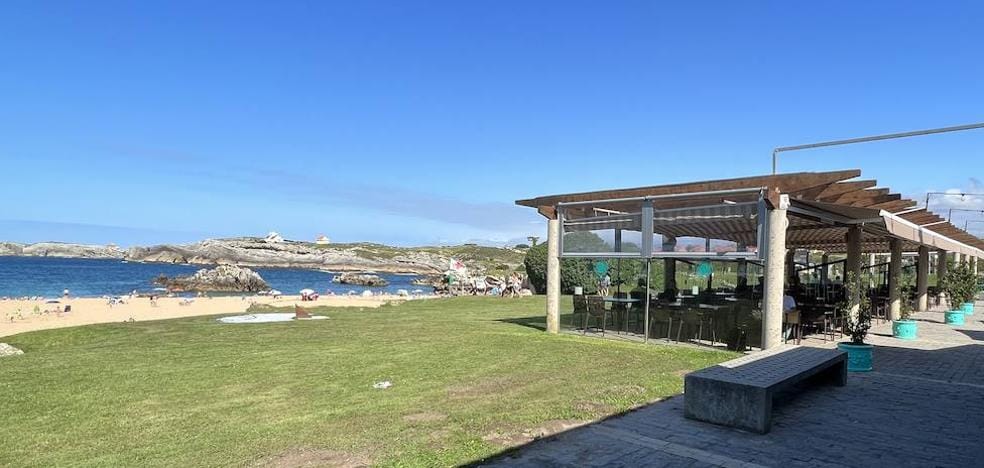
[941,262,977,306]
[523,242,597,294]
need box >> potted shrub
[940,262,974,324]
[837,272,874,372]
[892,288,918,340]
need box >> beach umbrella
[299,288,315,295]
[270,289,282,296]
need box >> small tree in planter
[941,262,976,321]
[891,272,918,340]
[837,271,874,371]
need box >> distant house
[264,232,285,243]
[315,235,331,245]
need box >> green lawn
[0,297,734,467]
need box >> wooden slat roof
[517,169,984,254]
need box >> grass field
[0,297,734,467]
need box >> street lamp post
[772,122,984,174]
[948,208,984,222]
[965,219,984,233]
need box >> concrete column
[762,195,789,350]
[737,242,748,290]
[937,250,948,307]
[846,226,863,320]
[546,218,561,334]
[663,235,677,293]
[917,246,929,311]
[888,238,903,321]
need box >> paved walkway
[482,302,984,467]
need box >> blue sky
[1,1,982,246]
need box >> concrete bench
[684,345,847,434]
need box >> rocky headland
[0,238,525,278]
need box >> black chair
[583,295,610,335]
[611,292,629,334]
[647,301,673,341]
[571,295,588,330]
[625,290,647,333]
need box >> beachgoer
[62,289,70,299]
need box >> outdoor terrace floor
[481,301,984,467]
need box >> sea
[0,256,425,298]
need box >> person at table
[783,288,800,341]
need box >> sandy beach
[0,294,414,338]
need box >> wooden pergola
[517,169,984,348]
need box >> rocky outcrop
[332,272,389,287]
[0,242,124,259]
[1,237,525,277]
[126,238,455,274]
[155,265,269,292]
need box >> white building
[315,235,331,245]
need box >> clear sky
[1,1,982,246]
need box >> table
[601,297,640,304]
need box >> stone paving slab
[481,306,984,467]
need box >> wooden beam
[869,199,917,212]
[516,169,862,208]
[814,180,878,201]
[537,206,557,219]
[850,193,901,207]
[832,188,889,205]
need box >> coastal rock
[412,275,445,287]
[332,272,389,287]
[0,343,24,357]
[155,265,269,292]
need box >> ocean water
[0,256,425,298]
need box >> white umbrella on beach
[299,288,315,295]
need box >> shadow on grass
[494,316,547,331]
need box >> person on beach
[63,289,70,299]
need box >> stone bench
[684,344,847,434]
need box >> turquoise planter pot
[892,320,918,340]
[944,310,965,325]
[961,302,974,315]
[837,343,873,372]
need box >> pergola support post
[937,250,948,308]
[762,194,789,350]
[917,246,929,312]
[663,235,677,294]
[545,218,561,334]
[736,242,748,290]
[846,226,863,320]
[888,238,903,321]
